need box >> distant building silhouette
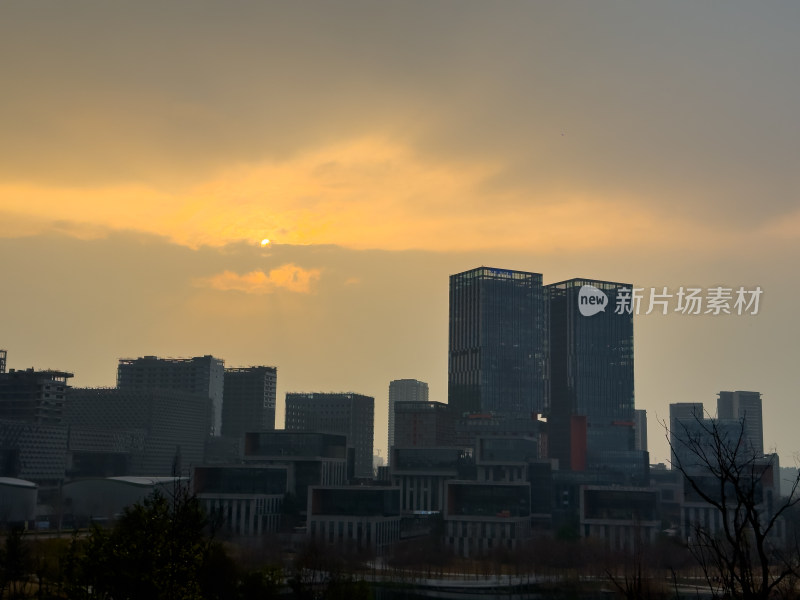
[65,387,211,476]
[0,368,73,424]
[0,367,74,486]
[669,402,705,469]
[448,267,546,417]
[222,366,277,437]
[718,390,763,457]
[388,379,428,459]
[285,392,374,479]
[117,355,224,435]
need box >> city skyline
[2,2,799,465]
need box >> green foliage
[238,566,283,600]
[0,526,31,599]
[65,487,217,600]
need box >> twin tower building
[446,267,642,476]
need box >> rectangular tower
[718,390,763,457]
[547,279,635,469]
[388,379,429,456]
[285,392,374,479]
[222,366,277,438]
[448,267,546,417]
[117,355,224,436]
[669,402,705,470]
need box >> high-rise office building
[394,400,455,449]
[0,368,73,424]
[117,355,224,436]
[547,279,635,470]
[66,387,212,476]
[222,366,277,438]
[669,402,705,470]
[448,267,546,417]
[634,409,648,452]
[285,392,374,479]
[388,379,429,455]
[717,391,763,458]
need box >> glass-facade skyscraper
[547,279,635,469]
[448,267,546,417]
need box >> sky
[1,1,799,465]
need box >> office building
[579,486,660,549]
[634,409,648,452]
[307,486,401,556]
[448,267,546,417]
[65,388,211,476]
[547,278,635,470]
[443,480,531,557]
[388,379,428,456]
[669,402,705,470]
[0,421,68,485]
[243,431,350,508]
[0,368,73,424]
[0,366,73,486]
[194,465,287,536]
[393,400,454,449]
[390,446,474,513]
[285,392,374,479]
[117,355,224,436]
[718,391,763,457]
[222,366,277,437]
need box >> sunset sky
[2,2,799,465]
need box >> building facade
[285,393,374,479]
[222,366,277,437]
[448,267,546,417]
[65,388,211,476]
[307,486,401,556]
[0,368,73,424]
[117,355,224,436]
[547,279,635,471]
[388,379,429,458]
[718,391,763,457]
[393,400,454,449]
[194,465,287,536]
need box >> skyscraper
[669,402,705,470]
[547,279,635,469]
[285,392,374,479]
[388,379,428,455]
[448,267,546,417]
[717,390,763,457]
[222,366,277,438]
[117,355,224,436]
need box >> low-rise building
[579,485,661,550]
[307,486,401,556]
[194,465,287,535]
[443,480,531,557]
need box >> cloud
[198,264,321,295]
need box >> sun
[260,238,271,247]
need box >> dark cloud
[2,2,799,223]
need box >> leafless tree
[667,415,800,600]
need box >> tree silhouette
[668,415,800,600]
[65,485,225,600]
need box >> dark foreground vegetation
[2,419,800,600]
